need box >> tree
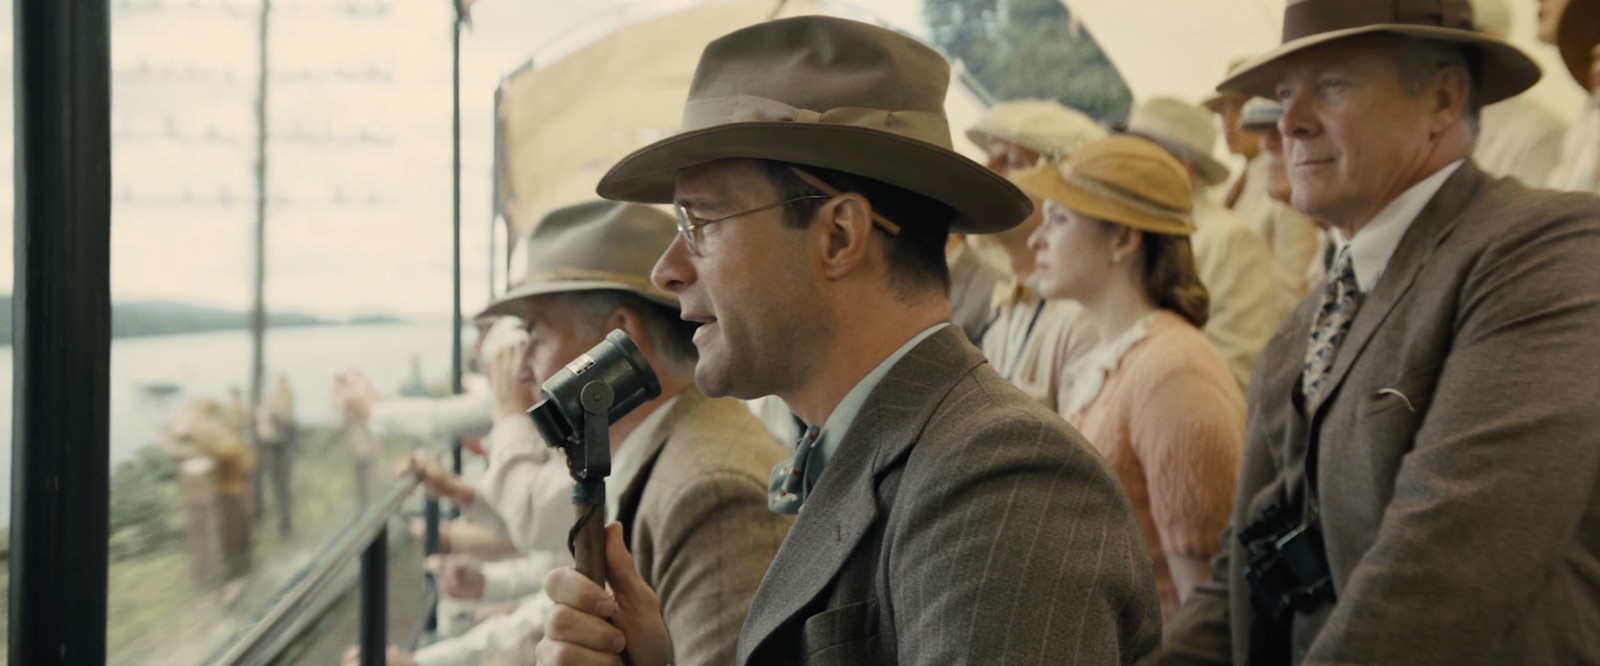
[926,0,1133,125]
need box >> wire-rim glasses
[673,167,904,256]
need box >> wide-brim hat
[1124,97,1231,187]
[595,16,1032,235]
[478,200,679,319]
[965,99,1107,164]
[1218,0,1540,104]
[1559,0,1600,92]
[1009,135,1194,237]
[1201,57,1254,112]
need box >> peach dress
[1063,310,1246,621]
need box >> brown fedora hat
[478,200,679,319]
[1218,0,1541,104]
[1558,0,1600,91]
[595,16,1031,235]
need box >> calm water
[0,320,458,522]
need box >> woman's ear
[1110,225,1143,263]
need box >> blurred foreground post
[11,1,113,664]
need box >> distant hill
[0,296,403,344]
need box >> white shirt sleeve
[477,548,567,604]
[411,595,554,666]
[468,416,573,555]
[368,392,494,442]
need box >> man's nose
[651,235,694,293]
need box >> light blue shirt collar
[804,322,949,489]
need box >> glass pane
[102,0,467,662]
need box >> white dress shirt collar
[1344,160,1465,292]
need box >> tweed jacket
[1162,162,1600,665]
[738,326,1161,665]
[490,389,792,666]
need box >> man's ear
[1428,64,1472,135]
[815,193,878,280]
[605,306,650,353]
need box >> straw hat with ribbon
[595,15,1031,235]
[479,200,679,319]
[1124,96,1232,188]
[1217,0,1540,104]
[1558,0,1600,92]
[965,99,1108,164]
[1010,135,1195,238]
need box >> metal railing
[207,474,429,666]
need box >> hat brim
[1200,92,1245,113]
[597,123,1033,235]
[476,279,679,320]
[1218,25,1541,105]
[1558,0,1600,92]
[1010,166,1193,237]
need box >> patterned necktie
[1302,248,1361,414]
[769,425,821,515]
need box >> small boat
[134,381,182,397]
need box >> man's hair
[1386,35,1483,140]
[756,160,953,300]
[548,290,699,372]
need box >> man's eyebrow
[674,195,718,211]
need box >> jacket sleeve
[470,417,569,554]
[1196,215,1286,391]
[886,410,1162,665]
[1306,204,1600,664]
[479,549,565,604]
[639,469,792,666]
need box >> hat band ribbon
[1058,165,1192,227]
[511,267,676,301]
[682,94,949,140]
[1282,0,1472,41]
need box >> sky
[0,0,926,321]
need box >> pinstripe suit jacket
[1163,163,1600,665]
[490,389,792,666]
[738,326,1161,665]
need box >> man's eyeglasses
[673,167,902,255]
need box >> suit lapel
[615,389,705,541]
[1308,163,1483,419]
[740,327,984,659]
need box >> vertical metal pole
[359,525,388,666]
[247,0,272,524]
[490,85,503,298]
[450,6,464,455]
[11,1,112,664]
